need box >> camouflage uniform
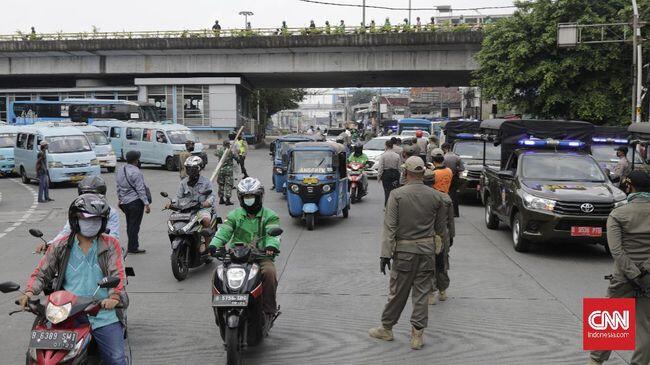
[214,146,235,200]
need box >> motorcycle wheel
[225,327,241,365]
[350,187,358,204]
[306,213,315,231]
[171,246,189,281]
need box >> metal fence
[0,24,487,42]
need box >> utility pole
[408,0,412,25]
[362,0,366,26]
[633,0,642,123]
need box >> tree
[349,89,376,106]
[251,88,307,131]
[473,0,649,125]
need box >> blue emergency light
[592,137,629,144]
[456,133,483,140]
[518,138,585,148]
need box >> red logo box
[583,298,636,350]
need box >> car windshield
[454,141,500,160]
[290,150,334,174]
[364,138,388,151]
[590,145,643,163]
[276,141,301,159]
[84,132,110,146]
[327,129,345,136]
[168,130,196,144]
[0,133,16,148]
[400,130,430,137]
[46,135,92,154]
[521,154,606,182]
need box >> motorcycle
[0,276,130,365]
[347,161,368,204]
[211,227,283,365]
[161,191,221,281]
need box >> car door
[14,133,29,176]
[25,134,37,179]
[495,154,518,220]
[109,126,123,158]
[140,128,156,163]
[124,127,143,160]
[152,130,169,165]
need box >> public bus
[7,99,161,125]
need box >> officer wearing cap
[612,146,631,185]
[369,156,446,351]
[588,171,650,365]
[442,143,464,217]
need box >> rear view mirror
[29,229,43,238]
[0,282,20,293]
[268,228,283,237]
[497,170,515,179]
[160,192,169,198]
[97,276,120,289]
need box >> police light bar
[592,137,629,144]
[456,133,483,140]
[518,138,585,148]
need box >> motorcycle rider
[18,194,128,365]
[36,175,121,254]
[168,156,217,252]
[348,142,369,196]
[209,177,281,322]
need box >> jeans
[93,322,127,365]
[37,173,50,202]
[119,200,144,252]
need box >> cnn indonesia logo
[583,298,636,351]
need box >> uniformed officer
[377,139,401,206]
[178,140,195,179]
[428,172,455,305]
[441,143,464,217]
[369,156,446,350]
[214,140,235,206]
[588,171,650,365]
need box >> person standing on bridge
[369,156,446,350]
[588,171,650,365]
[324,21,331,34]
[212,20,221,36]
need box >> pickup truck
[480,119,627,253]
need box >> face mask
[78,217,102,238]
[243,197,256,207]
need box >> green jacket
[348,153,368,164]
[210,207,281,256]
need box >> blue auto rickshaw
[270,134,323,193]
[286,142,350,230]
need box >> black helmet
[77,175,107,196]
[237,177,265,215]
[68,193,110,235]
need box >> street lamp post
[238,11,254,29]
[362,0,366,26]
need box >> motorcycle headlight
[248,264,259,281]
[181,216,198,233]
[522,191,556,212]
[290,184,300,193]
[45,302,71,324]
[48,161,63,168]
[227,267,246,289]
[90,158,99,166]
[322,184,332,193]
[460,170,469,179]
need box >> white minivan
[75,124,117,172]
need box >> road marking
[1,179,39,237]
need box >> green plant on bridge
[474,0,648,125]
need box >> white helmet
[184,156,203,178]
[237,177,264,214]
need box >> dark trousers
[120,200,144,252]
[259,259,278,314]
[37,174,50,202]
[93,322,127,365]
[381,169,400,206]
[238,156,248,177]
[449,176,460,217]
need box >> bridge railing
[0,24,487,42]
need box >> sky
[1,0,514,34]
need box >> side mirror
[160,192,169,198]
[497,170,515,179]
[29,229,43,238]
[0,282,20,293]
[267,227,284,237]
[97,276,121,289]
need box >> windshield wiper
[310,158,326,177]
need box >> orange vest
[432,167,453,193]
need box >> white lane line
[1,179,39,237]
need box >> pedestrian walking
[377,139,401,206]
[588,171,650,365]
[429,148,453,194]
[214,140,235,206]
[116,151,150,254]
[369,156,446,350]
[442,143,464,217]
[36,141,52,203]
[235,135,249,178]
[178,140,195,179]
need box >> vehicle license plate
[212,294,249,307]
[170,213,192,221]
[303,177,318,185]
[70,175,84,182]
[29,330,77,350]
[570,226,602,237]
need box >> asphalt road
[0,149,633,364]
